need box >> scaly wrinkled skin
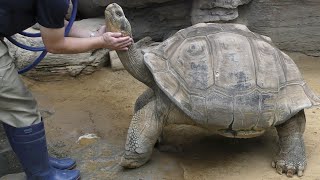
[120,100,160,168]
[273,110,306,177]
[105,3,161,168]
[120,89,171,168]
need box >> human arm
[40,25,133,54]
[63,20,106,38]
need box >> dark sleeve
[36,0,69,28]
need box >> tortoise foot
[272,134,306,177]
[120,151,151,169]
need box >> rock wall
[125,0,192,41]
[191,0,251,24]
[78,0,249,40]
[78,0,320,56]
[236,0,320,56]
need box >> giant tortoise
[105,3,320,177]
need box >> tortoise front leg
[120,100,163,168]
[273,110,306,177]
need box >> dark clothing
[0,0,69,37]
[0,0,69,127]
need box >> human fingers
[108,32,124,38]
[118,40,133,48]
[113,36,131,44]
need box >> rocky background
[5,0,320,81]
[77,0,320,56]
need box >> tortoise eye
[115,11,123,17]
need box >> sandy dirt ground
[2,52,320,180]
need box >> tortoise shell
[144,23,320,131]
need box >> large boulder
[5,18,109,81]
[236,0,320,56]
[191,0,251,24]
[199,0,252,9]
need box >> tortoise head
[105,3,132,37]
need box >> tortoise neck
[116,44,155,87]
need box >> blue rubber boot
[49,157,76,170]
[3,122,80,180]
[4,123,76,170]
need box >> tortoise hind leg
[273,110,306,177]
[120,100,164,168]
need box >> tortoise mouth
[105,3,132,37]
